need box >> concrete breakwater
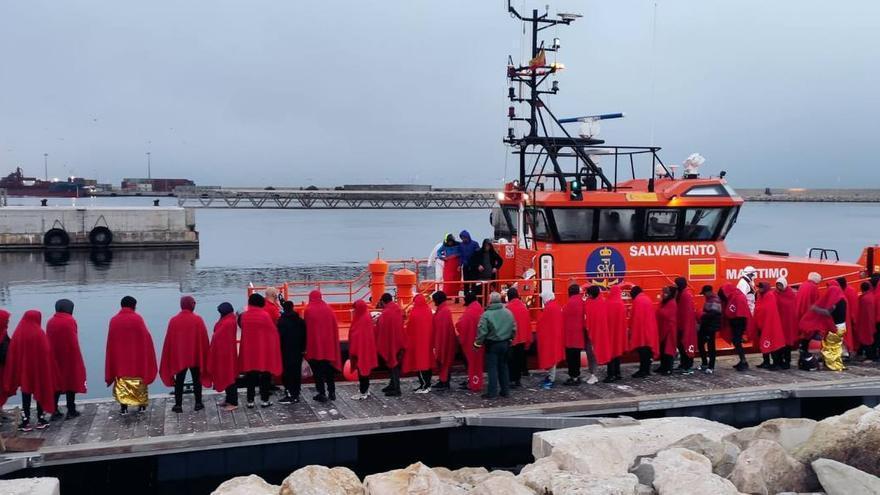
[0,206,198,249]
[737,188,880,202]
[206,403,880,495]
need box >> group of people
[2,266,878,431]
[428,230,504,298]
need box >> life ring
[43,228,70,248]
[88,226,113,247]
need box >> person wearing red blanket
[799,280,847,371]
[209,302,240,411]
[856,282,877,354]
[601,286,627,383]
[753,282,787,369]
[46,299,86,420]
[837,277,859,356]
[775,277,798,369]
[720,283,751,371]
[456,292,484,392]
[160,295,210,413]
[506,288,532,388]
[0,310,10,408]
[537,292,564,389]
[4,310,57,431]
[874,275,880,360]
[796,273,821,321]
[629,286,659,378]
[404,294,434,393]
[563,284,598,385]
[584,286,612,381]
[304,290,342,403]
[106,296,157,415]
[438,234,462,299]
[348,300,378,400]
[239,293,282,408]
[376,293,406,397]
[674,278,698,373]
[264,287,281,323]
[431,291,457,391]
[655,286,678,375]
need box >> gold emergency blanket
[113,377,149,406]
[821,324,847,372]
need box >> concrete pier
[0,206,198,249]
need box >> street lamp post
[146,152,151,179]
[43,153,48,181]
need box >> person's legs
[225,384,239,406]
[259,372,272,403]
[698,328,708,367]
[246,371,258,404]
[731,318,748,370]
[633,347,652,377]
[312,360,327,397]
[583,331,598,377]
[191,368,203,408]
[359,374,370,394]
[21,392,32,423]
[565,348,581,382]
[484,342,499,397]
[498,341,511,396]
[707,332,717,369]
[53,392,61,417]
[173,368,187,409]
[65,392,78,417]
[873,324,880,361]
[325,363,336,400]
[679,344,694,370]
[508,343,523,386]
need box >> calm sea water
[1,196,879,398]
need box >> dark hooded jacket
[468,239,503,281]
[277,302,307,370]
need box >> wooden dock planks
[5,356,880,466]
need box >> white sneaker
[414,387,431,394]
[586,374,599,385]
[351,392,370,401]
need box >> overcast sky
[1,1,878,188]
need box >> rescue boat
[248,3,878,370]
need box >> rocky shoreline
[210,403,880,495]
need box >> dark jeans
[565,348,581,378]
[698,327,717,368]
[310,360,336,398]
[54,391,76,413]
[358,374,370,394]
[637,347,652,374]
[224,384,239,406]
[417,370,433,389]
[730,317,747,361]
[507,343,526,384]
[606,357,621,378]
[246,371,272,403]
[382,352,403,392]
[174,367,203,407]
[21,393,44,421]
[283,355,303,398]
[484,340,511,397]
[658,354,674,372]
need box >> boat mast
[504,3,615,194]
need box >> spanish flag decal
[688,258,716,281]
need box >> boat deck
[5,356,880,466]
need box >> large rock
[549,472,640,495]
[812,458,880,495]
[212,475,280,495]
[650,448,739,495]
[668,433,741,478]
[517,457,561,493]
[729,439,818,494]
[363,462,468,495]
[280,465,363,495]
[791,405,872,465]
[628,457,655,486]
[533,417,735,478]
[0,478,60,495]
[470,475,535,495]
[725,418,817,452]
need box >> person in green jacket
[473,292,516,399]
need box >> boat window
[525,209,551,241]
[645,209,679,239]
[491,207,513,239]
[682,208,724,240]
[682,185,729,197]
[550,208,596,242]
[719,206,740,240]
[597,209,638,242]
